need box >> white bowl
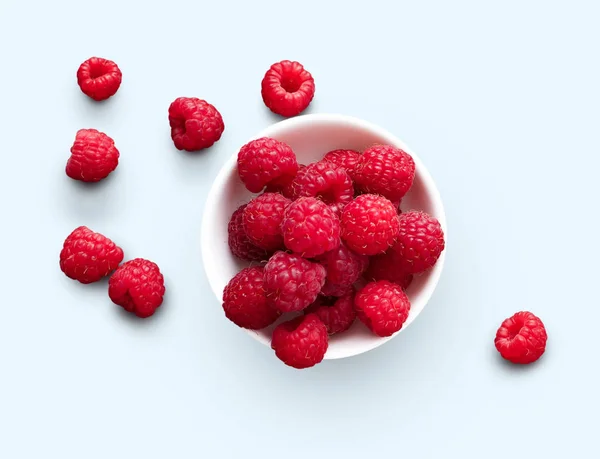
[202,113,447,360]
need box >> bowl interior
[202,114,446,360]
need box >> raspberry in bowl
[202,114,447,364]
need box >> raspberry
[363,250,413,289]
[355,280,411,337]
[271,314,328,369]
[261,60,315,117]
[289,161,354,214]
[76,57,122,101]
[168,97,224,151]
[305,293,356,335]
[242,193,291,252]
[237,137,299,193]
[227,204,270,261]
[281,197,340,258]
[222,267,280,330]
[316,243,368,297]
[59,226,124,284]
[108,258,165,318]
[265,164,306,198]
[340,194,400,256]
[494,311,547,364]
[264,251,326,313]
[322,149,360,180]
[65,129,120,182]
[353,145,415,202]
[391,210,445,274]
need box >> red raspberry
[355,280,411,337]
[353,145,415,202]
[222,267,280,330]
[65,129,120,182]
[264,251,326,313]
[281,197,340,258]
[227,204,270,261]
[261,60,315,117]
[265,164,306,198]
[168,97,224,152]
[76,57,122,101]
[316,243,368,297]
[60,226,124,284]
[495,311,547,364]
[271,314,328,369]
[305,293,356,335]
[391,210,445,274]
[242,193,291,252]
[363,251,413,290]
[108,258,165,318]
[237,137,299,193]
[289,161,354,214]
[340,194,400,256]
[322,149,360,180]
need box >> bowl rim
[201,113,447,359]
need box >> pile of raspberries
[62,56,548,367]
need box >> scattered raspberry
[305,293,356,335]
[237,137,299,193]
[264,251,326,313]
[316,243,368,297]
[76,57,122,101]
[242,193,291,252]
[322,149,360,180]
[168,97,224,151]
[265,164,306,198]
[363,250,413,289]
[281,197,340,258]
[495,311,547,364]
[108,258,165,318]
[340,194,400,256]
[353,145,415,202]
[59,226,124,284]
[355,280,411,337]
[391,210,445,274]
[227,204,270,261]
[289,161,354,214]
[222,266,280,330]
[65,129,120,182]
[271,313,328,369]
[261,60,315,117]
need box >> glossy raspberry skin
[109,258,165,318]
[227,204,270,261]
[168,97,224,151]
[281,197,340,258]
[305,293,356,335]
[261,60,315,117]
[355,280,411,337]
[316,243,368,297]
[363,250,413,290]
[353,145,415,202]
[265,164,306,198]
[289,161,354,214]
[264,251,327,313]
[495,311,547,364]
[271,314,328,369]
[66,129,120,182]
[391,210,445,274]
[322,149,360,180]
[237,137,299,193]
[242,193,291,252]
[60,226,124,284]
[340,194,400,256]
[77,57,122,101]
[222,267,280,330]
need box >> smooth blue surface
[1,0,599,457]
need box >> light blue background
[1,0,598,457]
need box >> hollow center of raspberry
[507,325,524,340]
[89,64,109,79]
[280,76,302,93]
